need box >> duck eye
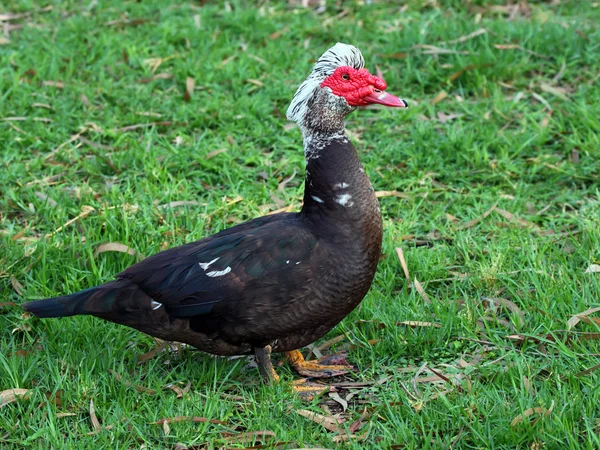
[342,73,350,80]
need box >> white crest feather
[286,43,365,124]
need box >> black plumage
[23,43,407,385]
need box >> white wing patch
[334,182,349,189]
[206,267,232,277]
[199,257,219,270]
[311,195,324,203]
[199,257,231,278]
[150,300,162,310]
[335,194,354,207]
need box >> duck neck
[299,125,382,246]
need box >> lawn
[1,0,600,448]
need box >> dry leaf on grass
[246,78,264,87]
[316,334,346,352]
[0,389,30,408]
[439,28,487,45]
[95,242,144,260]
[540,83,570,101]
[332,423,371,443]
[139,73,173,83]
[165,380,191,398]
[413,278,431,304]
[482,297,525,326]
[43,80,65,89]
[585,264,600,274]
[457,203,497,229]
[494,208,540,230]
[567,306,600,329]
[295,409,344,433]
[432,91,448,105]
[137,340,167,363]
[109,370,157,395]
[183,77,194,102]
[223,430,276,444]
[89,399,101,432]
[56,412,77,418]
[395,247,410,281]
[398,321,442,328]
[0,302,17,310]
[151,416,227,426]
[574,363,600,378]
[206,148,227,160]
[45,205,95,238]
[510,401,554,426]
[10,275,23,296]
[277,169,297,192]
[375,190,410,199]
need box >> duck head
[286,43,407,131]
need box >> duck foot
[254,345,280,383]
[284,349,353,378]
[291,379,332,401]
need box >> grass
[1,0,600,448]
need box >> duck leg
[284,349,353,378]
[254,345,280,383]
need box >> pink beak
[363,89,408,108]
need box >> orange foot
[285,349,354,378]
[291,378,332,401]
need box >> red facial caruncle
[320,66,407,108]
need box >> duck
[23,43,407,391]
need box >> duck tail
[22,286,101,318]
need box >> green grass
[1,0,600,448]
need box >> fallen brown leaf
[413,278,431,304]
[183,77,195,102]
[165,380,191,398]
[432,91,448,105]
[510,401,554,426]
[574,363,600,378]
[395,247,410,282]
[269,26,289,40]
[295,409,344,433]
[0,302,17,310]
[223,430,276,444]
[152,416,226,425]
[494,208,540,230]
[398,321,441,328]
[138,340,167,363]
[277,169,297,192]
[44,205,96,238]
[585,264,600,274]
[567,306,600,329]
[540,83,570,101]
[482,297,525,326]
[95,242,144,260]
[139,73,173,84]
[375,190,410,199]
[206,148,227,159]
[110,370,157,395]
[10,275,24,296]
[331,423,370,443]
[89,399,101,432]
[246,78,264,87]
[457,203,497,230]
[43,80,65,89]
[439,28,487,45]
[0,389,30,408]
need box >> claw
[285,350,354,378]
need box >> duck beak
[363,89,408,108]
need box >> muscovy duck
[23,43,407,388]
